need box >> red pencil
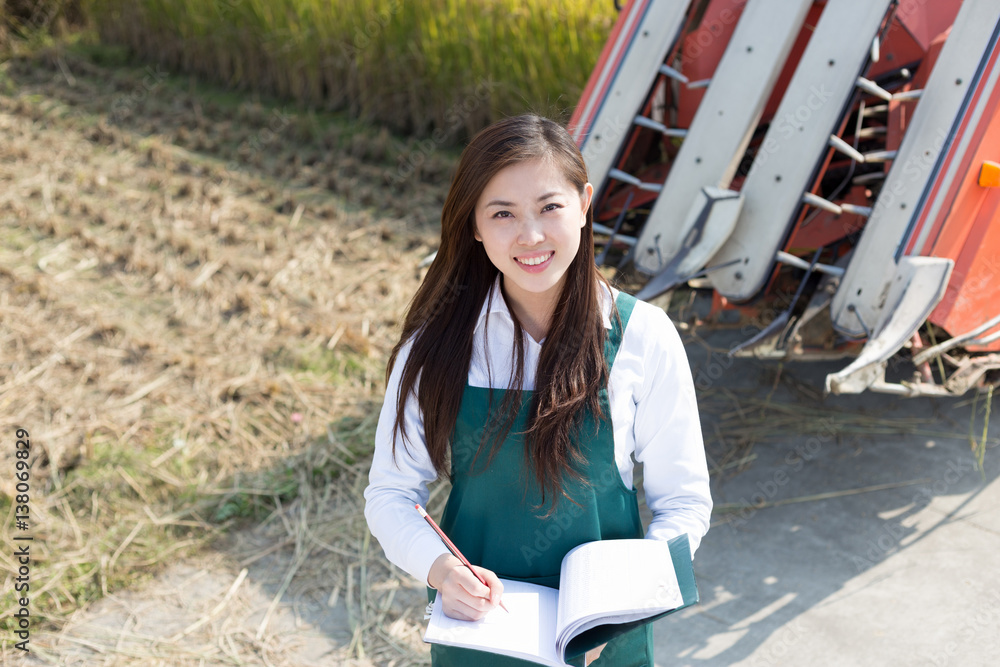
[416,504,509,613]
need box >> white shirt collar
[473,275,615,335]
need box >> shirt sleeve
[631,306,713,555]
[363,339,450,585]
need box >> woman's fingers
[430,556,501,620]
[443,590,493,620]
[449,567,494,619]
[441,588,492,620]
[585,642,607,665]
[472,564,505,606]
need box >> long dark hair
[388,114,612,509]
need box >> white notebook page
[424,579,568,666]
[555,539,683,647]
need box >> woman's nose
[517,217,545,245]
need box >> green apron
[430,292,653,667]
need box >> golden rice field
[81,0,618,138]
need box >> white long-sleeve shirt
[364,278,712,586]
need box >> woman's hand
[585,643,607,665]
[428,553,504,621]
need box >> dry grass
[0,45,445,663]
[14,435,446,666]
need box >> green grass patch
[212,465,300,522]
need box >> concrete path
[651,335,1000,667]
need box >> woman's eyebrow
[484,192,562,208]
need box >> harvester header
[573,0,1000,396]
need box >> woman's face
[473,158,593,318]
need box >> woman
[364,114,712,666]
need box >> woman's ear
[580,182,594,227]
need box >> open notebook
[423,535,698,666]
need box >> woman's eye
[542,203,562,212]
[492,210,512,219]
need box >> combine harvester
[571,0,1000,396]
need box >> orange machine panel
[675,0,745,127]
[925,42,1000,352]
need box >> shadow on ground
[650,328,1000,667]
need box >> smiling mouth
[516,252,554,266]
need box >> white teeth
[517,252,553,266]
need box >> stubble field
[0,44,455,665]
